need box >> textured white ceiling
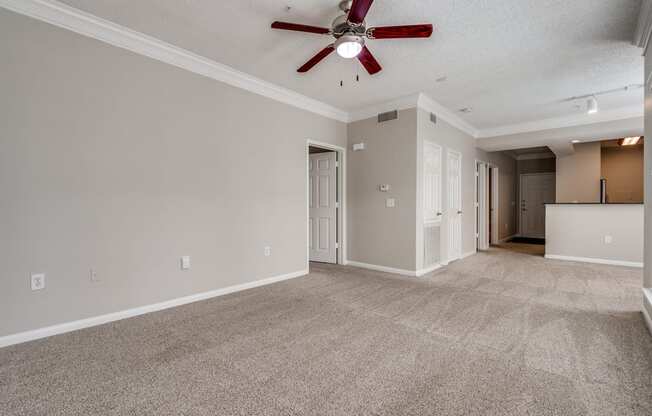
[59,0,644,129]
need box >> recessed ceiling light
[619,136,642,146]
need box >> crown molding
[634,0,652,55]
[347,94,421,123]
[0,0,644,136]
[346,93,479,138]
[0,0,350,123]
[417,93,479,137]
[476,105,644,139]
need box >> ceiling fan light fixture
[335,35,364,58]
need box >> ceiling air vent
[378,110,398,123]
[430,113,437,124]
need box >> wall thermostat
[379,184,390,192]
[352,143,366,151]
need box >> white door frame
[490,166,500,245]
[307,140,346,267]
[519,172,554,237]
[474,160,499,251]
[447,149,463,262]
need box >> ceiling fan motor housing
[332,14,366,38]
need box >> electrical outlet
[264,246,272,257]
[90,268,99,282]
[180,256,191,270]
[31,273,45,291]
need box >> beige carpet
[1,248,651,415]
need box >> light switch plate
[264,246,272,257]
[180,256,191,270]
[31,273,45,291]
[386,198,396,208]
[604,235,613,244]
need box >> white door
[520,173,555,238]
[447,150,463,261]
[423,142,443,223]
[309,152,337,263]
[476,162,489,251]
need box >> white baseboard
[643,289,652,336]
[416,264,442,277]
[544,254,643,268]
[346,261,419,277]
[0,269,308,349]
[440,251,476,266]
[497,234,517,244]
[462,251,476,259]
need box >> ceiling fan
[271,0,433,75]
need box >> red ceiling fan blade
[357,46,382,75]
[348,0,374,25]
[367,24,434,39]
[271,21,330,35]
[298,45,335,73]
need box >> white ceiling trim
[347,93,479,137]
[347,94,420,123]
[417,94,479,137]
[0,0,644,138]
[476,105,643,139]
[634,0,652,55]
[0,0,350,122]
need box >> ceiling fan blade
[271,21,330,35]
[348,0,374,25]
[357,46,382,75]
[367,24,434,39]
[298,45,335,73]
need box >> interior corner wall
[477,151,518,241]
[0,9,347,337]
[346,109,418,271]
[556,142,602,203]
[644,51,652,292]
[417,109,484,262]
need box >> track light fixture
[587,96,598,115]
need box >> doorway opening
[519,172,555,241]
[475,161,499,252]
[307,141,345,266]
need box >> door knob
[457,210,462,214]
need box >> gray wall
[347,109,418,271]
[644,48,652,318]
[0,10,346,336]
[546,205,644,264]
